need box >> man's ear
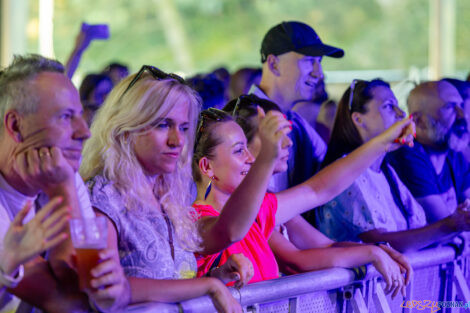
[411,111,425,130]
[266,54,281,77]
[4,110,23,142]
[198,157,214,179]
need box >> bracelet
[352,265,368,280]
[0,264,24,288]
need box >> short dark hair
[187,73,226,110]
[223,94,281,144]
[103,62,128,73]
[79,73,113,102]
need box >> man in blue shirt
[388,81,470,222]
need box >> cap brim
[297,43,344,58]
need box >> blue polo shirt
[387,142,470,208]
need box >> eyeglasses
[195,108,227,147]
[231,95,251,117]
[121,65,185,97]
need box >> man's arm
[387,147,460,223]
[357,205,470,253]
[9,257,88,313]
[416,194,456,222]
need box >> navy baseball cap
[260,21,344,62]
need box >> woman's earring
[204,176,215,200]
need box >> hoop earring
[204,176,215,200]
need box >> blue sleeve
[387,147,441,198]
[449,151,470,203]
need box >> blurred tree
[24,0,468,80]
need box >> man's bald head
[407,81,460,118]
[408,80,464,149]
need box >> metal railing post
[372,282,392,313]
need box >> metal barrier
[122,240,470,313]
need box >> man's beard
[429,117,468,151]
[448,118,469,152]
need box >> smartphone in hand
[81,23,110,40]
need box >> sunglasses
[231,95,251,117]
[347,79,358,111]
[121,65,185,97]
[195,108,228,147]
[348,79,369,111]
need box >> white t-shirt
[0,172,95,313]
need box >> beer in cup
[69,216,107,290]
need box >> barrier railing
[122,239,470,313]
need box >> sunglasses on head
[231,95,250,117]
[231,94,266,118]
[348,79,369,111]
[195,108,228,147]
[121,65,185,97]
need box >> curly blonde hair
[80,72,202,251]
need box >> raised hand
[210,253,254,288]
[1,197,69,274]
[256,107,292,162]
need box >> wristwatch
[0,264,24,288]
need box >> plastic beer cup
[69,216,107,290]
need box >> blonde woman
[80,66,251,313]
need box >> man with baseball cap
[250,21,344,191]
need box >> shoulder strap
[208,251,224,272]
[381,158,410,229]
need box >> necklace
[161,207,175,261]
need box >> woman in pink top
[192,102,415,297]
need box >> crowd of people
[0,19,469,313]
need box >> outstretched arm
[275,118,414,224]
[65,25,93,79]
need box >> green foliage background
[26,0,469,79]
